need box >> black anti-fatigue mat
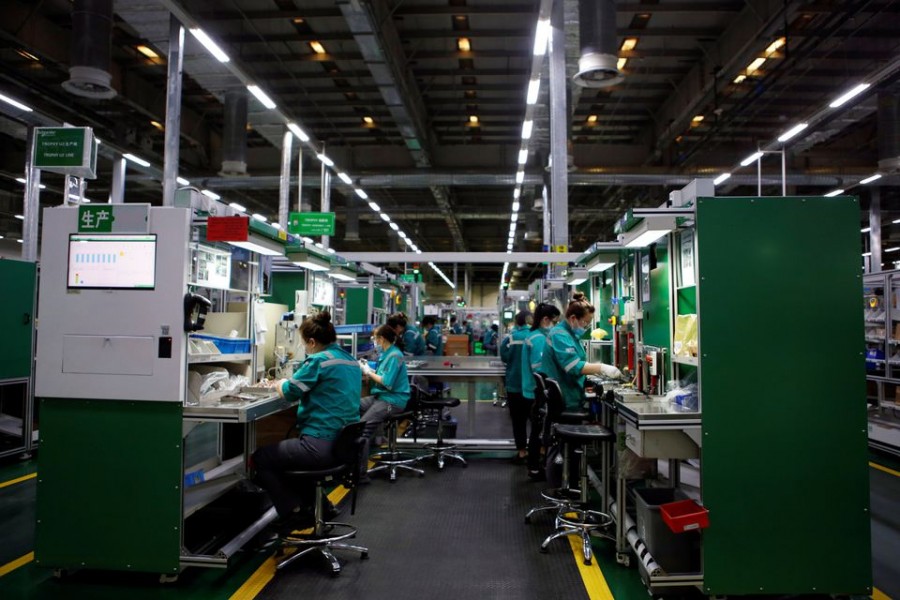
[257,458,589,600]
[0,478,35,565]
[871,467,900,599]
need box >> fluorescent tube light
[587,261,615,273]
[765,37,786,55]
[0,93,33,112]
[251,213,267,222]
[201,189,221,200]
[15,177,46,189]
[512,201,520,212]
[863,252,872,257]
[777,123,808,142]
[740,151,764,166]
[617,57,627,71]
[176,176,190,186]
[824,189,844,197]
[893,219,900,225]
[622,216,675,249]
[287,122,310,142]
[526,79,540,105]
[522,120,533,140]
[380,213,390,222]
[398,231,407,239]
[229,202,246,212]
[567,267,588,286]
[861,174,882,185]
[337,172,352,185]
[887,247,900,254]
[189,28,230,63]
[368,201,380,212]
[515,171,524,184]
[518,149,528,164]
[329,266,357,282]
[713,173,731,185]
[513,188,521,199]
[390,222,399,231]
[123,153,151,167]
[272,223,282,230]
[746,57,766,74]
[247,85,277,109]
[230,235,284,257]
[316,153,334,167]
[861,227,871,233]
[829,83,870,108]
[533,19,550,56]
[15,214,25,220]
[327,248,336,254]
[511,213,518,223]
[355,189,368,199]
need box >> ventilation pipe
[573,0,623,88]
[62,0,117,99]
[220,90,249,176]
[878,93,900,172]
[345,206,360,242]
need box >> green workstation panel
[270,271,305,310]
[696,197,870,595]
[0,259,36,379]
[643,246,670,380]
[35,399,183,573]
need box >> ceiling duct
[878,93,900,173]
[344,206,360,242]
[573,0,622,88]
[62,0,117,100]
[220,89,248,176]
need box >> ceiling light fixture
[777,122,808,142]
[309,41,327,55]
[247,85,277,109]
[136,45,159,59]
[512,201,520,212]
[617,57,627,71]
[362,116,374,125]
[337,172,353,185]
[355,189,368,199]
[316,153,334,167]
[692,115,704,123]
[189,28,230,63]
[457,37,471,52]
[526,79,540,105]
[620,37,638,52]
[287,122,310,142]
[861,174,882,185]
[150,120,164,131]
[733,74,747,84]
[533,19,550,56]
[201,189,221,200]
[587,114,598,124]
[515,170,525,184]
[380,213,390,222]
[368,201,380,212]
[123,153,151,167]
[16,49,39,61]
[765,37,786,56]
[740,151,764,166]
[176,176,190,186]
[861,227,871,233]
[251,214,267,222]
[522,120,533,140]
[713,173,731,185]
[824,189,844,197]
[229,202,246,212]
[513,188,521,199]
[518,149,528,164]
[0,93,33,112]
[746,57,766,74]
[469,115,479,124]
[390,222,399,231]
[829,83,870,108]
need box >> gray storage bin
[634,487,700,574]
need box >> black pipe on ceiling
[220,90,249,176]
[573,0,623,88]
[62,0,117,100]
[878,93,900,173]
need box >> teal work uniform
[483,329,498,354]
[451,323,463,335]
[500,325,529,394]
[521,326,551,400]
[402,324,425,356]
[425,326,443,356]
[540,321,587,411]
[281,343,361,440]
[371,345,410,408]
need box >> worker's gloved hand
[359,360,372,375]
[600,364,624,380]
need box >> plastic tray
[191,334,251,354]
[660,499,709,533]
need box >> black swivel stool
[525,376,590,523]
[367,408,425,482]
[417,389,467,470]
[539,423,615,565]
[276,421,369,576]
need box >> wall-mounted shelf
[188,353,253,364]
[673,356,698,366]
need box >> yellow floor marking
[567,535,615,600]
[229,485,351,600]
[0,472,36,490]
[873,586,892,600]
[0,552,34,578]
[870,461,900,479]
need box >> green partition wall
[0,260,36,379]
[696,196,871,595]
[643,246,670,366]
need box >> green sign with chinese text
[289,212,335,236]
[33,127,97,178]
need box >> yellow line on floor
[873,586,892,600]
[229,485,352,600]
[0,472,36,490]
[870,461,900,478]
[0,552,34,578]
[567,535,615,600]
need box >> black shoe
[527,469,546,482]
[511,454,527,465]
[324,501,343,521]
[275,510,315,536]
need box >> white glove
[599,364,624,380]
[359,360,372,374]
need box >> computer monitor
[67,234,157,290]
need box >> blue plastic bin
[192,334,251,354]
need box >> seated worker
[390,312,425,356]
[500,310,533,464]
[252,311,361,533]
[521,302,561,479]
[483,323,499,355]
[541,293,622,412]
[422,315,444,356]
[358,324,411,476]
[450,316,463,335]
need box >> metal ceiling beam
[336,0,466,252]
[339,252,582,264]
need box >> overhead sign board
[33,127,98,179]
[289,212,335,236]
[77,204,150,234]
[206,216,249,242]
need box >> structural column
[279,128,292,229]
[870,189,882,273]
[109,155,125,204]
[22,126,41,262]
[548,0,569,275]
[162,14,184,207]
[320,147,332,248]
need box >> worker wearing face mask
[521,302,561,479]
[358,324,411,478]
[541,292,623,412]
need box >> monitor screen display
[67,234,157,289]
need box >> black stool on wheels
[367,408,425,482]
[539,422,614,564]
[416,385,467,470]
[525,376,589,523]
[277,421,369,576]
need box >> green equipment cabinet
[0,259,37,459]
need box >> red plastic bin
[659,499,709,533]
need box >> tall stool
[276,421,369,576]
[539,423,615,565]
[418,393,467,470]
[368,409,425,482]
[524,376,589,523]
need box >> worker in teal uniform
[500,310,533,463]
[389,312,425,356]
[358,324,411,478]
[450,316,463,335]
[253,311,361,532]
[521,302,561,479]
[541,292,622,412]
[483,323,499,355]
[422,315,443,356]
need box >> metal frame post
[548,0,569,276]
[320,145,331,249]
[22,126,41,262]
[870,189,882,272]
[162,14,184,207]
[110,155,126,204]
[279,128,292,229]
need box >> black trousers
[507,392,532,451]
[252,435,335,518]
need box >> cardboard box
[444,334,470,356]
